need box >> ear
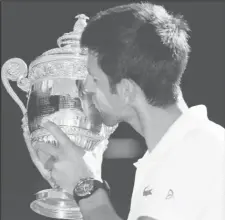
[116,79,136,104]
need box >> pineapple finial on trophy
[74,14,89,32]
[57,14,89,52]
[29,14,90,85]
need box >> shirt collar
[134,105,208,168]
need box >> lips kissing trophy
[1,14,117,219]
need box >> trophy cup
[1,14,117,219]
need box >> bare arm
[79,188,122,220]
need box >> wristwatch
[73,177,110,204]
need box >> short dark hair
[81,2,191,107]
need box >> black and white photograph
[1,1,225,220]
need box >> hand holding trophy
[35,120,108,197]
[1,14,117,219]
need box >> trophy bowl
[1,14,117,219]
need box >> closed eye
[93,78,98,83]
[137,216,157,220]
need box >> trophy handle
[1,58,30,115]
[2,58,57,188]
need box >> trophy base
[30,188,83,219]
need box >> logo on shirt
[143,186,174,199]
[165,189,174,199]
[143,185,153,196]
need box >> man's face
[83,53,126,127]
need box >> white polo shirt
[128,105,225,220]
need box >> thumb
[35,142,59,158]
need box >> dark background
[1,1,225,220]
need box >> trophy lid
[28,14,89,84]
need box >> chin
[104,121,118,127]
[101,114,118,127]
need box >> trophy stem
[30,188,83,219]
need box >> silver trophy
[1,14,117,219]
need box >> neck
[126,94,188,152]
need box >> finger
[44,155,57,171]
[51,169,61,184]
[51,167,77,194]
[42,121,73,149]
[35,142,59,158]
[51,169,69,187]
[37,150,51,164]
[43,121,85,156]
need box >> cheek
[95,88,114,111]
[94,87,125,117]
[110,98,124,113]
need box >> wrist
[79,189,121,220]
[79,188,112,213]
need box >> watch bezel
[74,177,95,197]
[73,178,110,204]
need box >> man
[36,2,225,220]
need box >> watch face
[75,178,94,197]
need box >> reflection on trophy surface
[1,14,117,219]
